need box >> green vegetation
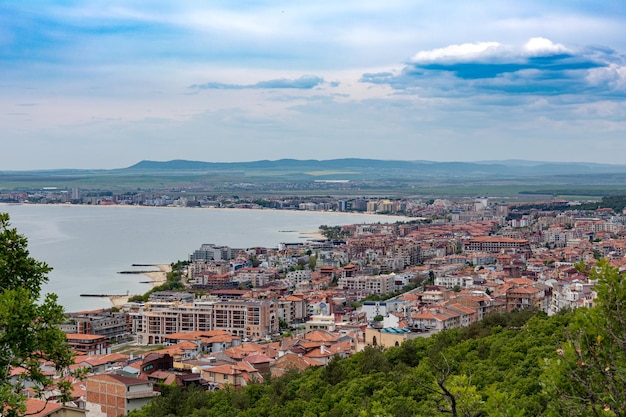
[512,195,626,213]
[127,261,188,303]
[543,259,626,415]
[0,214,78,416]
[319,225,352,240]
[129,308,568,416]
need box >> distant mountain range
[3,159,626,195]
[124,158,626,179]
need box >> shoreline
[108,263,172,308]
[298,230,326,240]
[0,202,411,222]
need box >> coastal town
[17,194,623,415]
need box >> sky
[2,1,626,170]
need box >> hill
[3,159,626,197]
[127,309,570,416]
[125,158,626,178]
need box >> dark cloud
[191,75,325,90]
[361,39,626,99]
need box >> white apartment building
[130,299,278,344]
[337,274,395,295]
[434,275,474,290]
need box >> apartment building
[131,300,278,345]
[189,244,233,261]
[337,274,395,295]
[277,295,308,325]
[286,269,312,285]
[505,284,551,313]
[61,310,128,341]
[234,267,273,287]
[66,334,110,356]
[463,237,532,253]
[434,275,473,290]
[187,259,231,279]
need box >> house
[73,353,128,374]
[85,374,159,416]
[270,353,323,378]
[13,398,86,417]
[365,327,416,348]
[199,361,263,389]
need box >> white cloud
[409,41,505,63]
[522,37,569,56]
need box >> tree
[0,213,76,416]
[308,255,316,271]
[543,259,626,416]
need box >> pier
[80,293,127,298]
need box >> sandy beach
[109,263,172,308]
[298,230,326,240]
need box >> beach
[298,230,326,240]
[109,263,172,308]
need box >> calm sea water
[0,204,405,311]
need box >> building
[61,310,128,342]
[305,315,336,332]
[131,300,278,344]
[463,237,531,253]
[189,244,233,262]
[506,284,551,313]
[199,361,262,389]
[148,291,194,303]
[337,274,395,295]
[17,398,86,417]
[434,275,473,290]
[365,327,415,348]
[66,334,110,356]
[86,373,159,416]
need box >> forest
[127,260,626,417]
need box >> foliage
[128,261,187,302]
[319,225,352,240]
[0,213,76,416]
[128,307,579,416]
[542,259,626,416]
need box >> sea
[0,204,407,312]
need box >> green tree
[308,255,317,271]
[0,213,76,416]
[543,259,626,416]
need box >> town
[29,195,625,415]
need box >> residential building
[365,327,415,348]
[20,398,86,417]
[61,310,128,342]
[85,374,159,416]
[66,334,110,356]
[463,237,531,253]
[131,300,278,344]
[337,274,395,295]
[189,244,233,261]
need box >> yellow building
[365,327,415,348]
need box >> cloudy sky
[2,1,626,170]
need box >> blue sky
[2,1,626,169]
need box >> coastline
[109,263,172,308]
[0,202,411,222]
[298,230,326,240]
